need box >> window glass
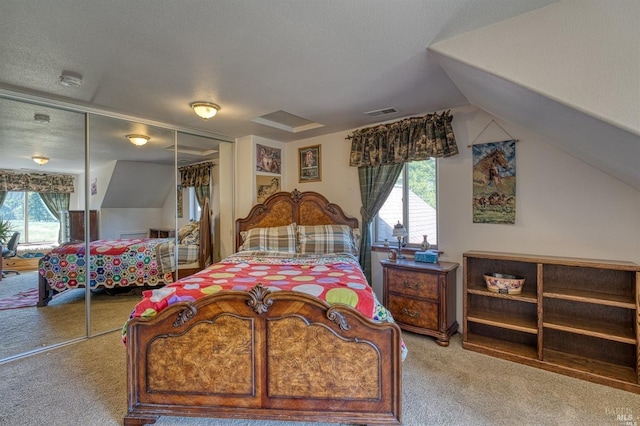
[375,159,437,247]
[0,191,58,243]
[189,187,202,221]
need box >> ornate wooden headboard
[236,189,359,251]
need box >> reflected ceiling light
[126,134,150,146]
[190,102,220,120]
[32,156,49,165]
[59,70,83,87]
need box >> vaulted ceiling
[1,0,638,189]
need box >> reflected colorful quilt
[124,251,407,359]
[39,238,175,292]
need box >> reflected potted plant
[0,218,14,245]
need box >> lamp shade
[32,156,49,165]
[393,221,409,237]
[191,102,220,119]
[392,221,408,238]
[126,134,150,146]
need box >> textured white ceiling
[2,0,638,192]
[0,0,557,142]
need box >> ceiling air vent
[364,107,399,118]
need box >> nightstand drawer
[387,269,439,300]
[388,295,438,330]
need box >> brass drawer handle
[401,307,420,317]
[402,280,420,290]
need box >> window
[188,187,202,221]
[374,159,437,248]
[0,191,58,243]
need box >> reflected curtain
[357,164,403,283]
[40,193,70,243]
[348,110,458,167]
[179,163,213,209]
[0,171,74,193]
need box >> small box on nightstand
[415,249,439,263]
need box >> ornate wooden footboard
[125,284,402,425]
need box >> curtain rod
[178,160,216,167]
[346,110,451,139]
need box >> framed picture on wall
[256,144,281,174]
[256,175,281,203]
[298,144,321,182]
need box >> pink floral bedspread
[39,238,174,292]
[124,251,407,360]
[130,251,375,319]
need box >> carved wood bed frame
[125,190,402,425]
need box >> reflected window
[189,187,201,221]
[0,191,58,243]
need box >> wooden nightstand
[381,258,459,346]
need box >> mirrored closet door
[88,114,177,336]
[0,96,87,360]
[0,92,230,363]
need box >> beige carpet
[1,329,639,425]
[0,270,150,360]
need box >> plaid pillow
[239,223,297,253]
[297,225,358,255]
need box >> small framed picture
[256,144,281,174]
[298,145,321,183]
[256,175,281,203]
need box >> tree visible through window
[375,159,437,247]
[0,191,58,243]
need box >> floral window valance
[0,170,75,193]
[179,162,213,188]
[347,110,458,167]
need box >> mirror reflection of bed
[0,96,220,363]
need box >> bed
[124,189,403,425]
[38,199,213,307]
[37,237,176,306]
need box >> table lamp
[392,221,408,259]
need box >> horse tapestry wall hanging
[472,140,516,224]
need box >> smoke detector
[59,71,83,87]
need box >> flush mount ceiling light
[126,134,150,146]
[190,102,220,120]
[59,70,83,87]
[34,113,50,123]
[32,156,49,165]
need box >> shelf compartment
[543,298,636,344]
[467,287,537,304]
[467,293,537,334]
[543,349,637,384]
[543,288,635,309]
[465,257,537,300]
[465,323,537,359]
[544,329,636,374]
[543,264,635,302]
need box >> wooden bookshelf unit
[463,250,640,393]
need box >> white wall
[219,141,235,259]
[283,134,360,217]
[272,105,640,327]
[234,136,287,221]
[99,208,166,239]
